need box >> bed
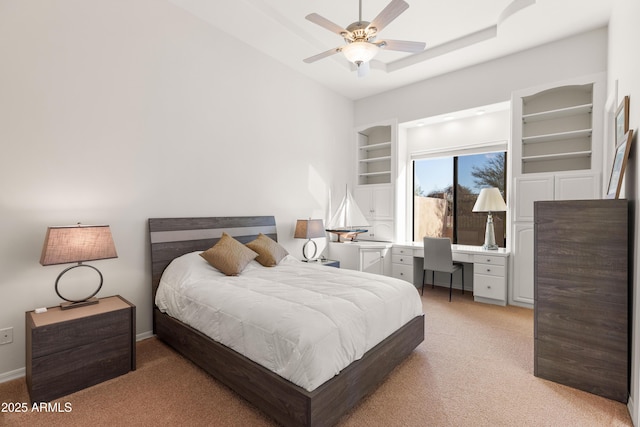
[149,216,424,427]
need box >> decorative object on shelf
[40,223,117,309]
[294,219,325,261]
[472,188,507,250]
[326,186,369,242]
[606,129,634,199]
[615,95,630,145]
[303,0,425,77]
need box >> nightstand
[26,295,136,402]
[316,259,340,268]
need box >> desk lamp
[472,188,507,250]
[40,224,117,309]
[294,219,325,261]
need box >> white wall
[608,0,640,422]
[355,27,608,126]
[0,0,354,377]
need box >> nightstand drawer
[31,310,130,358]
[29,334,131,402]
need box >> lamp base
[482,212,499,251]
[60,297,99,310]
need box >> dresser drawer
[392,263,413,283]
[392,254,413,265]
[473,274,506,300]
[474,263,505,278]
[473,254,506,266]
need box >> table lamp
[40,223,118,309]
[472,188,507,250]
[294,219,325,261]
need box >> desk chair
[422,237,464,301]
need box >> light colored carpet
[1,286,633,426]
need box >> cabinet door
[359,220,393,242]
[372,186,393,219]
[354,185,393,221]
[361,249,385,275]
[511,223,535,306]
[554,172,599,200]
[514,176,554,222]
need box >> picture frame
[615,95,630,145]
[606,129,634,199]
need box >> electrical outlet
[0,327,13,345]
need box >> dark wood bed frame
[149,216,424,427]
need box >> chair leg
[421,270,425,295]
[461,267,464,295]
[432,271,435,289]
[449,273,453,302]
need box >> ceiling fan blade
[303,47,342,64]
[367,0,409,33]
[376,39,426,53]
[306,13,351,39]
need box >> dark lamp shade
[294,219,325,239]
[40,225,118,266]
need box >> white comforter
[155,252,423,391]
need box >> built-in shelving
[520,83,594,174]
[358,126,392,185]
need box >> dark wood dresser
[26,295,136,402]
[534,199,629,402]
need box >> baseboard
[0,367,25,384]
[0,330,154,383]
[627,394,636,426]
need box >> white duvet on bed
[155,252,423,392]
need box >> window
[413,151,506,246]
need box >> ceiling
[168,0,613,100]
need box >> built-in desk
[392,243,510,306]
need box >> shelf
[359,171,391,177]
[360,141,391,151]
[522,129,591,144]
[522,103,592,123]
[359,156,391,163]
[522,150,591,163]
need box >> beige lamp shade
[294,219,325,239]
[40,225,118,265]
[472,188,507,212]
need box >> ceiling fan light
[342,41,379,65]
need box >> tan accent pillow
[200,233,258,276]
[246,233,289,267]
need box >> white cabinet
[509,73,605,308]
[354,121,397,243]
[328,242,391,276]
[511,223,535,306]
[391,247,413,283]
[472,254,508,306]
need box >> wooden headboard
[148,216,277,298]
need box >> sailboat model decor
[326,187,369,242]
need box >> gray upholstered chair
[422,237,464,301]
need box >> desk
[392,243,510,306]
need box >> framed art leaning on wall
[606,129,634,199]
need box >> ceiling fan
[303,0,425,76]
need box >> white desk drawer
[392,254,413,265]
[392,247,413,256]
[473,274,506,300]
[473,254,506,266]
[452,252,473,263]
[474,263,505,277]
[392,263,413,282]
